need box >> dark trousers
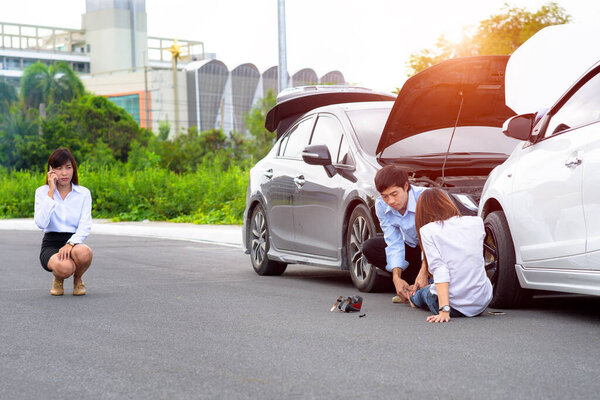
[362,237,422,284]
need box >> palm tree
[20,61,84,110]
[0,79,17,115]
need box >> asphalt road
[2,230,600,400]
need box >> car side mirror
[302,144,332,166]
[502,113,535,141]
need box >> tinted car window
[281,117,315,158]
[380,126,520,158]
[337,135,353,165]
[310,115,343,161]
[545,71,600,137]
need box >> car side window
[337,135,354,165]
[545,71,600,137]
[309,115,344,162]
[280,116,315,158]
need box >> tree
[0,106,43,170]
[42,94,148,162]
[0,79,17,115]
[20,61,85,109]
[243,89,277,161]
[407,2,571,76]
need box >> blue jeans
[409,285,465,317]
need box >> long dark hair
[415,188,461,248]
[46,148,79,185]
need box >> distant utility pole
[168,40,183,134]
[277,0,288,93]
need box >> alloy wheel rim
[251,211,266,266]
[483,226,499,286]
[349,215,372,282]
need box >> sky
[1,0,599,92]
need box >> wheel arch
[244,195,267,251]
[341,198,377,271]
[480,197,503,220]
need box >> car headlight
[451,193,478,213]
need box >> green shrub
[0,161,249,225]
[0,168,41,217]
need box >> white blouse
[420,216,492,316]
[34,184,92,244]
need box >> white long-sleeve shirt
[34,184,92,244]
[420,216,492,317]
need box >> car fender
[242,192,268,253]
[479,154,526,265]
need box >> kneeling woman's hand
[427,311,450,323]
[58,243,74,261]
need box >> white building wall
[82,6,148,74]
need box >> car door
[262,116,316,252]
[582,121,600,270]
[292,114,344,258]
[507,71,600,268]
[573,71,600,268]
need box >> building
[0,0,346,135]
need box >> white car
[479,60,600,308]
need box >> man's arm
[392,267,410,302]
[375,198,411,301]
[412,259,429,293]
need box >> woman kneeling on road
[34,148,93,296]
[408,188,492,322]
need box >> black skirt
[40,232,74,272]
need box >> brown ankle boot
[50,279,64,296]
[73,281,86,296]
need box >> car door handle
[565,157,582,168]
[294,175,305,188]
[264,169,273,179]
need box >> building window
[108,94,141,124]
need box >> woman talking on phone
[34,148,93,296]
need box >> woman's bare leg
[71,245,93,285]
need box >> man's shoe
[392,296,403,303]
[50,279,64,296]
[73,281,86,296]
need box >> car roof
[311,100,394,113]
[265,86,396,138]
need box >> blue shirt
[34,184,92,244]
[375,185,426,272]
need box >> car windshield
[346,108,391,156]
[346,107,520,158]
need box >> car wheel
[346,204,388,292]
[249,204,287,276]
[484,211,531,308]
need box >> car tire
[484,211,532,308]
[346,204,389,292]
[249,204,287,276]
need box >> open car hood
[265,86,396,139]
[376,55,515,155]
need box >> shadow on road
[526,293,600,321]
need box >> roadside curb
[0,218,243,248]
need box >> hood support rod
[440,91,464,187]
